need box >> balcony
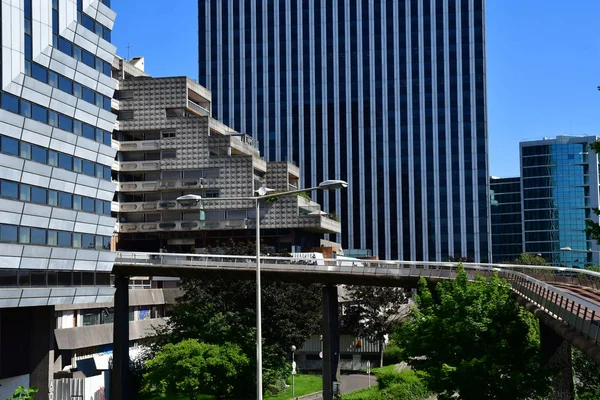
[116,219,249,233]
[187,100,210,116]
[116,140,160,152]
[299,214,342,234]
[117,178,203,193]
[114,160,161,172]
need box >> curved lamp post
[177,179,348,400]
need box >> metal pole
[292,350,295,397]
[256,198,263,400]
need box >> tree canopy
[341,285,409,366]
[394,267,552,400]
[511,253,549,266]
[142,340,248,400]
[152,240,322,396]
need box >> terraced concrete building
[113,59,341,253]
[0,0,117,395]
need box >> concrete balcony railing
[117,178,203,193]
[115,140,161,152]
[187,100,210,116]
[298,214,342,234]
[117,219,250,233]
[114,160,161,172]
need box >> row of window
[28,62,111,111]
[0,134,112,181]
[0,270,110,288]
[1,92,112,146]
[0,224,111,250]
[79,11,111,42]
[55,33,111,77]
[0,179,111,216]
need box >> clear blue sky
[112,0,600,178]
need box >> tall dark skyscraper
[199,0,491,261]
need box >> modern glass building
[0,0,117,392]
[198,0,490,261]
[490,177,522,262]
[520,136,600,268]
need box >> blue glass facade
[520,136,600,267]
[199,0,491,261]
[490,177,522,262]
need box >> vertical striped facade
[199,0,491,262]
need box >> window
[103,201,111,215]
[31,187,46,204]
[83,124,95,140]
[20,100,31,118]
[82,160,95,176]
[47,230,58,246]
[48,110,58,127]
[19,227,30,244]
[19,142,31,159]
[48,71,58,88]
[31,63,47,82]
[82,87,95,104]
[58,75,73,93]
[73,233,82,248]
[95,236,103,250]
[32,104,46,122]
[82,50,94,68]
[58,114,73,132]
[162,129,176,138]
[58,37,72,55]
[48,151,58,166]
[73,195,82,210]
[32,145,47,164]
[119,90,134,100]
[0,225,18,242]
[1,181,18,199]
[31,228,46,245]
[58,192,72,208]
[161,150,177,159]
[82,197,95,213]
[1,93,19,114]
[74,120,82,136]
[20,185,31,201]
[82,234,95,249]
[119,111,134,121]
[103,131,112,146]
[58,153,72,170]
[1,136,19,156]
[58,231,71,247]
[48,190,58,206]
[73,83,82,98]
[103,167,111,181]
[73,158,82,173]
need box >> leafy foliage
[573,348,600,399]
[141,340,248,400]
[394,267,552,400]
[151,239,322,396]
[341,286,409,366]
[6,386,38,400]
[511,253,549,266]
[341,369,430,400]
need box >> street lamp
[291,345,297,397]
[560,246,572,267]
[177,179,348,400]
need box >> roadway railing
[114,253,600,345]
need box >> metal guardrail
[114,253,600,346]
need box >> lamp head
[176,194,203,205]
[318,179,349,190]
[560,246,572,251]
[291,345,296,352]
[255,186,276,196]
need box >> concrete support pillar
[322,284,340,400]
[29,306,54,400]
[111,275,130,400]
[540,322,575,400]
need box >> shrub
[382,342,403,366]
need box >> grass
[267,374,322,400]
[137,374,323,400]
[340,385,380,400]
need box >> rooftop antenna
[126,43,132,61]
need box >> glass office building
[199,0,491,261]
[490,177,522,262]
[520,136,600,267]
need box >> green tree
[341,286,409,367]
[6,386,38,400]
[511,253,548,265]
[141,339,249,400]
[151,239,322,396]
[394,267,552,400]
[573,348,600,399]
